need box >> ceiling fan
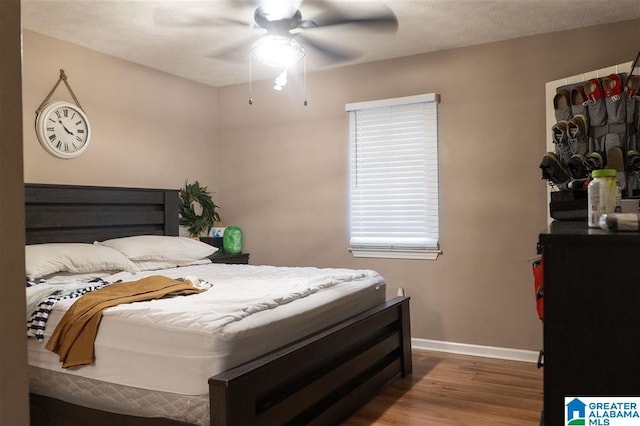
[155,0,399,68]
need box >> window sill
[349,248,441,260]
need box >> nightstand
[208,252,250,264]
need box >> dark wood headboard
[25,184,179,244]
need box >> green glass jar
[223,226,243,254]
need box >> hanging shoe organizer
[541,50,640,203]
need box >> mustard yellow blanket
[45,275,202,368]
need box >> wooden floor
[343,349,543,426]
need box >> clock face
[35,101,91,159]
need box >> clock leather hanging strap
[36,69,85,114]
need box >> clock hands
[58,120,74,136]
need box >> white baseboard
[412,338,540,363]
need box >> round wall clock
[35,101,91,159]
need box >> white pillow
[40,271,116,282]
[25,243,141,280]
[98,235,217,262]
[132,258,212,272]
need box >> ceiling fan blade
[207,35,259,63]
[153,7,252,29]
[297,33,360,63]
[301,4,398,32]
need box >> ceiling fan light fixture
[250,35,305,68]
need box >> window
[346,93,440,260]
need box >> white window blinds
[346,94,440,260]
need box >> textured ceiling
[21,0,640,87]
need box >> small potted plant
[178,180,220,238]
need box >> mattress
[28,263,386,401]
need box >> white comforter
[41,263,384,333]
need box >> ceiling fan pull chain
[303,57,308,107]
[36,69,85,114]
[248,53,253,106]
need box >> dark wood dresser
[539,220,640,425]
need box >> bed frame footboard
[209,296,411,425]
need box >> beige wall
[22,30,220,192]
[0,0,29,424]
[217,19,640,351]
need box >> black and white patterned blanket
[26,278,114,342]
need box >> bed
[25,183,412,426]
